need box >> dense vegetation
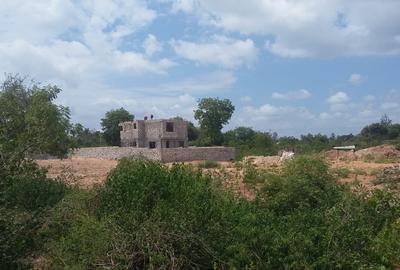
[2,157,400,269]
[222,114,400,159]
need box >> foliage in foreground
[0,161,67,269]
[34,157,400,269]
[0,75,72,174]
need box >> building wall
[120,122,138,147]
[72,147,161,160]
[71,146,235,162]
[160,147,235,162]
[120,119,188,148]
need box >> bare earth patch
[36,158,117,188]
[36,145,400,195]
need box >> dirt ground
[36,145,400,195]
[36,158,118,188]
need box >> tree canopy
[194,98,234,145]
[0,75,71,172]
[101,108,133,146]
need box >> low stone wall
[71,147,161,160]
[160,147,235,162]
[71,146,235,162]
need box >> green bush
[395,143,400,151]
[97,158,241,268]
[5,157,399,269]
[0,161,67,269]
[259,156,341,215]
[333,167,351,178]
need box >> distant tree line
[72,99,400,160]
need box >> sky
[1,0,400,136]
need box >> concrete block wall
[72,147,161,160]
[71,146,235,162]
[160,147,235,162]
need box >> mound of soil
[325,144,400,161]
[244,155,281,167]
[355,144,400,159]
[325,149,355,160]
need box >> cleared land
[36,145,400,197]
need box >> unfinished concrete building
[119,118,188,149]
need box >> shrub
[373,218,400,266]
[27,157,400,269]
[259,156,341,215]
[97,158,240,268]
[333,167,351,178]
[197,160,220,169]
[48,215,117,269]
[395,143,400,151]
[0,161,67,269]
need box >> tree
[187,122,200,142]
[380,114,392,127]
[101,108,133,146]
[194,98,235,145]
[71,123,104,147]
[0,75,71,172]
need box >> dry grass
[36,153,399,195]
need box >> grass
[333,167,351,178]
[362,154,398,164]
[197,160,220,169]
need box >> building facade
[119,118,188,149]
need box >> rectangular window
[166,122,174,132]
[166,141,170,148]
[179,141,184,147]
[133,123,137,129]
[149,141,156,149]
[132,141,137,147]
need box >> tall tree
[0,75,71,172]
[194,98,234,145]
[101,108,133,146]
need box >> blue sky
[1,0,399,136]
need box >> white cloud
[143,34,163,56]
[231,103,315,135]
[272,89,311,100]
[242,104,315,120]
[0,0,175,84]
[319,112,334,120]
[240,96,252,102]
[152,71,236,93]
[381,102,398,110]
[173,0,400,58]
[327,91,350,104]
[364,95,375,102]
[349,73,365,86]
[172,35,258,69]
[53,70,235,128]
[171,0,197,13]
